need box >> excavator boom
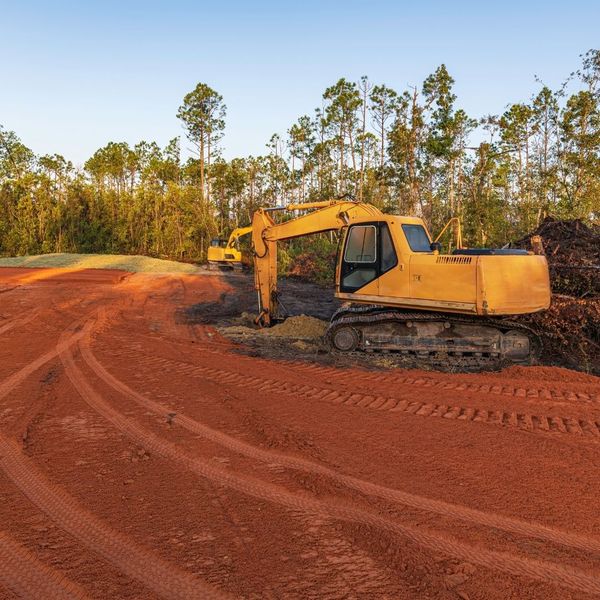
[227,226,253,247]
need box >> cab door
[338,222,399,298]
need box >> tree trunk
[359,87,367,201]
[207,133,211,203]
[199,129,205,201]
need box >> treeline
[1,50,599,261]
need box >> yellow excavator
[252,200,551,366]
[207,226,252,270]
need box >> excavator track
[325,305,542,369]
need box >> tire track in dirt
[111,333,600,405]
[0,437,223,600]
[0,314,228,600]
[281,360,600,404]
[119,351,600,442]
[0,284,20,296]
[0,322,91,403]
[81,337,600,556]
[0,532,90,600]
[287,515,394,598]
[0,295,96,341]
[0,309,42,336]
[61,323,600,596]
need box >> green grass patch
[0,253,203,274]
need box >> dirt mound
[514,217,599,297]
[262,315,327,339]
[0,252,204,274]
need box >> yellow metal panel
[351,277,379,296]
[207,246,243,263]
[336,292,477,313]
[207,246,220,262]
[409,254,477,303]
[376,265,410,298]
[477,255,550,315]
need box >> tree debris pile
[525,296,600,374]
[514,218,600,373]
[514,217,600,297]
[284,235,338,286]
[287,251,337,285]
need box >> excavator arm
[227,226,252,249]
[252,200,383,325]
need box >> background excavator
[207,226,252,270]
[251,200,551,367]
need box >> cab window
[401,224,431,252]
[344,225,376,262]
[381,225,397,271]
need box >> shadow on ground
[181,274,341,325]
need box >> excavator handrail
[435,217,464,250]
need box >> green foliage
[1,58,599,266]
[177,83,226,203]
[177,83,226,146]
[284,234,339,285]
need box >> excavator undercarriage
[326,305,541,368]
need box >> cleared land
[0,261,599,599]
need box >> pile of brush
[514,218,599,373]
[514,217,599,297]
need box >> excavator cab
[337,217,432,304]
[338,220,440,279]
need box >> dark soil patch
[181,275,341,325]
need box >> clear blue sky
[1,0,598,166]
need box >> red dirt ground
[1,266,599,600]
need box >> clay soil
[1,266,600,600]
